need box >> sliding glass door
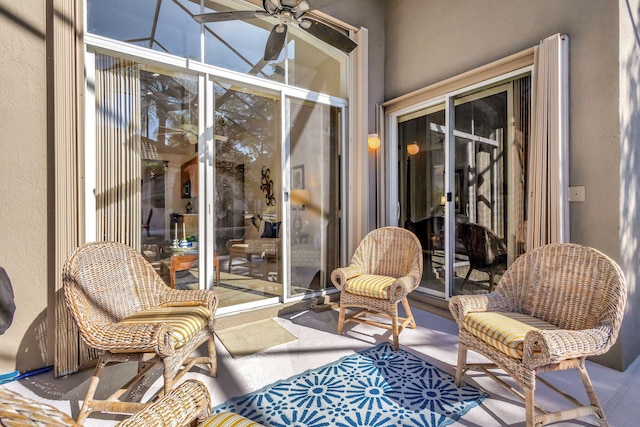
[286,97,342,299]
[397,76,530,298]
[210,83,344,308]
[212,80,283,310]
[399,105,447,294]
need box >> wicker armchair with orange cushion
[449,243,627,427]
[331,227,423,350]
[63,241,218,424]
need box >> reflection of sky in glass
[87,0,347,94]
[204,19,286,82]
[88,0,201,61]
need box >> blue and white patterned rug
[213,342,487,426]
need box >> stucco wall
[618,0,640,370]
[0,0,50,374]
[383,0,637,370]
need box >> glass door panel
[452,89,509,296]
[398,105,447,296]
[137,66,201,290]
[213,81,282,309]
[286,98,341,299]
[396,77,530,299]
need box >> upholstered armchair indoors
[331,227,423,350]
[449,243,627,427]
[63,241,218,424]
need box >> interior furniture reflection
[458,222,508,292]
[168,253,220,288]
[181,156,198,198]
[449,243,627,427]
[226,215,281,280]
[407,216,445,254]
[63,241,218,424]
[331,227,423,350]
[226,217,261,274]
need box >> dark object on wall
[261,166,276,206]
[182,180,191,199]
[0,267,16,335]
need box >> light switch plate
[568,186,585,202]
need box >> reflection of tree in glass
[140,70,199,150]
[214,83,280,209]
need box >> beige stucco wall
[383,0,637,370]
[618,0,640,370]
[0,0,51,374]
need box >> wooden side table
[169,253,220,288]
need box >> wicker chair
[458,222,508,292]
[449,243,627,427]
[63,241,218,424]
[0,379,212,427]
[226,217,261,274]
[331,227,423,350]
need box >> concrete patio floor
[4,305,639,426]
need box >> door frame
[384,69,531,300]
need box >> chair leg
[208,335,218,377]
[163,367,175,395]
[577,362,608,427]
[461,267,473,289]
[525,387,536,427]
[337,303,346,334]
[391,310,399,351]
[76,357,107,425]
[401,298,417,328]
[454,342,467,387]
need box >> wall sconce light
[407,142,420,156]
[368,133,381,150]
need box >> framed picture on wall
[292,165,305,189]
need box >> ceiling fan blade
[193,10,261,23]
[302,19,357,53]
[264,24,288,60]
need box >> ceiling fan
[193,0,357,61]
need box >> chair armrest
[226,238,244,251]
[522,327,613,369]
[388,272,422,303]
[116,379,211,427]
[330,265,364,291]
[81,322,176,357]
[448,293,512,323]
[159,289,219,313]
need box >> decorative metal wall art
[261,166,276,206]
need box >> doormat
[212,342,487,426]
[216,318,297,358]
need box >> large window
[87,0,349,97]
